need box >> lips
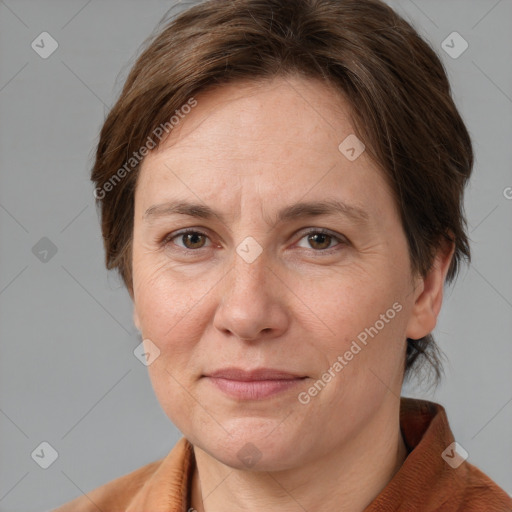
[206,368,305,381]
[204,367,307,400]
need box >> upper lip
[205,368,306,381]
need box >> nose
[212,248,290,342]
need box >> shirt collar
[125,398,483,511]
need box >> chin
[194,424,308,472]
[207,443,303,473]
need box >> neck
[190,399,408,512]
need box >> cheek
[133,255,204,336]
[133,284,195,388]
[289,264,404,352]
[135,270,208,422]
[311,279,409,396]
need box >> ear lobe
[405,238,455,340]
[133,307,141,332]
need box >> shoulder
[368,398,512,511]
[456,461,512,511]
[51,437,192,512]
[51,457,165,511]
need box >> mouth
[203,368,308,400]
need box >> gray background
[0,0,511,510]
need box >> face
[131,75,428,471]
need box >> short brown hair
[91,0,473,382]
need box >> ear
[405,237,455,340]
[133,307,141,332]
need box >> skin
[131,74,454,512]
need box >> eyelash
[159,228,347,254]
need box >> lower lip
[205,377,305,400]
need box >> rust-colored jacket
[53,398,512,511]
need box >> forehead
[135,75,394,224]
[145,75,354,161]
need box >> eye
[296,229,346,251]
[163,229,211,250]
[160,228,347,253]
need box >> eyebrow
[143,199,370,227]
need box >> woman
[54,0,512,510]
